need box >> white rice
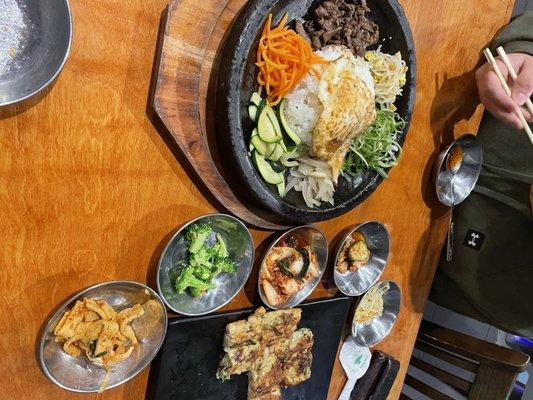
[282,73,322,148]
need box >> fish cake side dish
[53,298,145,366]
[53,297,159,391]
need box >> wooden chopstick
[496,46,533,115]
[483,48,533,145]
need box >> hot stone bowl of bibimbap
[215,0,416,223]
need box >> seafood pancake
[217,342,262,381]
[312,47,376,181]
[217,307,313,398]
[281,328,314,386]
[260,308,301,344]
[223,307,264,351]
[248,347,283,400]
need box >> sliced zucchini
[249,127,258,151]
[257,104,282,143]
[252,151,283,185]
[268,160,285,173]
[266,107,283,138]
[251,135,275,157]
[278,138,287,152]
[276,176,286,197]
[278,99,301,145]
[250,92,262,106]
[256,98,268,118]
[268,143,284,162]
[248,105,258,121]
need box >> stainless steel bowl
[0,0,72,106]
[37,281,167,393]
[258,225,328,309]
[352,280,401,347]
[434,134,482,207]
[157,213,254,316]
[333,221,390,296]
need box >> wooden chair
[401,320,530,400]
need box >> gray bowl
[37,281,167,393]
[352,280,401,347]
[258,225,328,309]
[434,134,482,207]
[0,0,72,106]
[157,213,254,316]
[333,221,390,296]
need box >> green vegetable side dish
[343,109,405,178]
[174,223,237,298]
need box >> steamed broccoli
[189,246,215,269]
[186,223,212,254]
[173,222,237,297]
[211,257,236,276]
[212,234,228,258]
[174,264,216,296]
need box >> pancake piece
[248,386,281,400]
[281,328,314,386]
[248,347,283,400]
[217,342,262,381]
[223,307,265,351]
[260,308,301,344]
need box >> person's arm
[492,12,533,56]
[475,12,533,129]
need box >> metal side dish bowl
[37,281,167,393]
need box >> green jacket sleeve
[492,12,533,55]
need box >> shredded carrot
[256,13,328,106]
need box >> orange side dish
[256,13,328,106]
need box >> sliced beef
[303,0,379,56]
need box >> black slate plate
[149,297,352,400]
[215,0,416,224]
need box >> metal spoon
[445,145,463,262]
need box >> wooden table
[0,0,514,399]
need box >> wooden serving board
[152,0,293,230]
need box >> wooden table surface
[0,0,514,399]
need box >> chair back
[401,321,530,400]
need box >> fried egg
[312,46,376,181]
